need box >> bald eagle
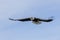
[9,17,53,24]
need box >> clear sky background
[0,0,60,40]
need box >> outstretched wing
[38,18,53,22]
[9,18,31,21]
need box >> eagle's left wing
[9,18,31,22]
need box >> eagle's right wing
[41,19,53,22]
[38,16,54,22]
[9,18,31,21]
[38,18,53,22]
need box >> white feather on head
[30,17,35,21]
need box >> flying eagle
[9,17,53,24]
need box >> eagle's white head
[30,17,35,21]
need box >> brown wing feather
[9,18,31,21]
[38,18,53,22]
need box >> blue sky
[0,0,60,40]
